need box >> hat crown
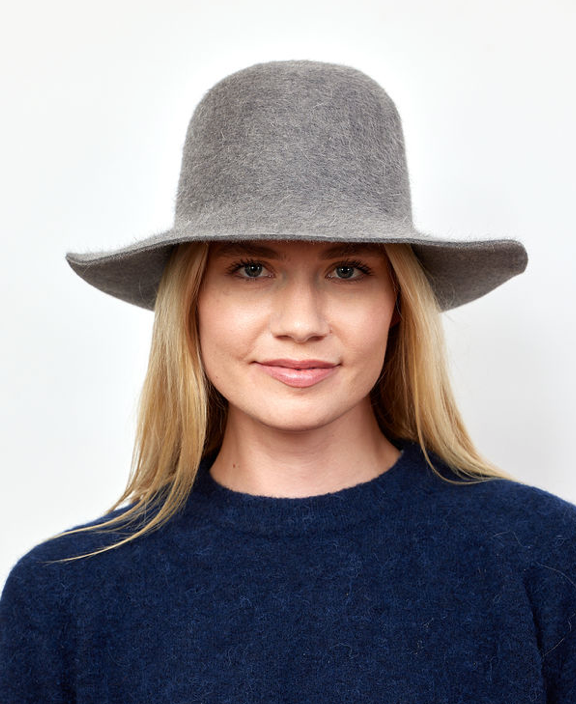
[174,60,412,231]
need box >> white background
[1,0,575,588]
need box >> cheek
[341,297,394,361]
[197,288,263,372]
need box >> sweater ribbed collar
[186,440,435,536]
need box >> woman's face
[197,240,398,433]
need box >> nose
[269,277,330,343]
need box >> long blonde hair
[52,240,520,559]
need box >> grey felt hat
[65,59,528,311]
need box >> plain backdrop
[1,0,575,588]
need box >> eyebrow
[318,243,385,259]
[210,241,385,260]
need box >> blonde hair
[52,240,520,560]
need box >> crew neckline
[187,440,431,536]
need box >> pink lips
[255,359,339,388]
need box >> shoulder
[470,477,576,591]
[419,449,576,588]
[1,504,138,611]
[484,476,576,537]
[454,470,576,557]
[0,506,147,698]
[398,442,576,568]
[417,446,576,538]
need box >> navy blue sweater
[1,441,576,703]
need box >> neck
[208,399,400,498]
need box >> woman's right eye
[241,263,265,278]
[226,260,272,279]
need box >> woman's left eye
[328,261,372,280]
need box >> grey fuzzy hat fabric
[65,59,528,311]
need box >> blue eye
[242,263,264,278]
[329,261,373,280]
[226,259,272,279]
[335,265,356,279]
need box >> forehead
[209,241,386,260]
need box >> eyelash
[329,259,374,279]
[225,258,374,281]
[225,259,272,279]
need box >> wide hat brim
[65,216,528,312]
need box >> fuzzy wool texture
[2,441,575,703]
[64,60,527,311]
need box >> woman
[1,60,574,703]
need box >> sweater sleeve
[0,551,75,703]
[519,490,576,703]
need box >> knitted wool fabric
[1,441,575,703]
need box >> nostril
[269,299,330,342]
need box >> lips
[259,359,337,370]
[255,359,339,388]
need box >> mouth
[258,359,337,370]
[254,360,339,388]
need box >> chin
[253,407,347,434]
